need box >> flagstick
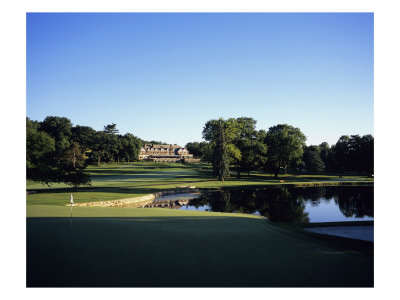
[70,202,72,230]
[70,194,73,230]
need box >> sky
[26,12,374,147]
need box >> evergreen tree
[59,142,92,189]
[303,148,325,172]
[103,123,119,135]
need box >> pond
[173,185,373,223]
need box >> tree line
[185,117,373,180]
[27,116,143,188]
[27,115,374,186]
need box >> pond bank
[71,188,199,208]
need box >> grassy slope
[26,206,373,287]
[26,162,373,205]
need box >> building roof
[144,144,183,149]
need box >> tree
[199,142,213,162]
[120,133,142,162]
[102,124,121,162]
[27,117,91,188]
[185,142,203,158]
[71,125,96,157]
[202,118,240,144]
[203,118,234,177]
[236,129,268,176]
[360,134,374,174]
[264,124,306,178]
[26,120,57,184]
[61,142,87,169]
[230,117,256,178]
[203,118,241,178]
[303,147,325,172]
[26,117,40,131]
[331,134,373,173]
[91,131,109,165]
[331,135,350,172]
[318,142,333,171]
[61,168,92,190]
[203,117,269,177]
[39,116,72,155]
[103,123,119,135]
[348,134,374,173]
[59,142,92,189]
[213,123,230,181]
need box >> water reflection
[181,186,374,223]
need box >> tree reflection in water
[332,186,374,218]
[186,186,373,223]
[258,188,310,223]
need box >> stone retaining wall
[71,188,199,208]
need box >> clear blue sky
[26,13,373,147]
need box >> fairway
[26,162,373,206]
[26,206,373,287]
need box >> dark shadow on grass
[27,217,374,288]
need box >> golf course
[26,162,374,287]
[26,162,373,206]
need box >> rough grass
[26,206,373,287]
[26,162,373,206]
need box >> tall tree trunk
[274,168,279,178]
[97,155,101,166]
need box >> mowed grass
[26,162,373,206]
[26,206,373,287]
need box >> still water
[177,185,373,223]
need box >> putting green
[26,204,261,218]
[26,205,373,287]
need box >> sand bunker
[304,226,373,242]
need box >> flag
[70,194,74,205]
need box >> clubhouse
[139,144,199,162]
